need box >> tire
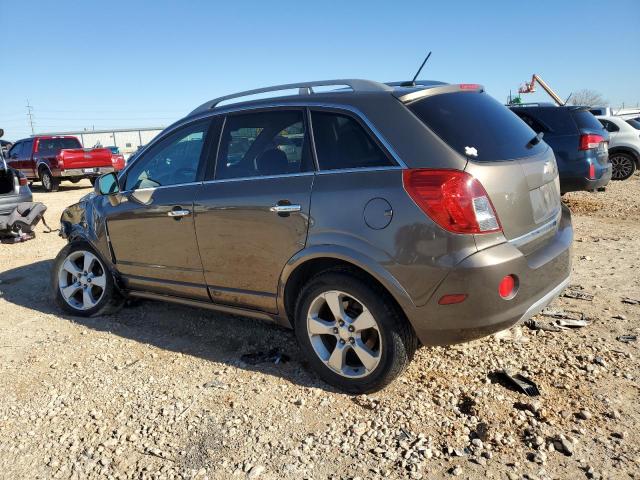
[52,241,123,316]
[40,168,60,192]
[294,268,418,393]
[610,152,636,180]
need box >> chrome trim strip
[316,166,403,175]
[202,171,314,185]
[120,181,202,195]
[508,212,561,248]
[518,275,571,324]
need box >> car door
[103,119,216,300]
[19,139,35,178]
[194,108,314,312]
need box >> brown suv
[52,80,573,392]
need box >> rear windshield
[572,110,604,131]
[408,92,545,161]
[38,137,82,153]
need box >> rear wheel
[52,242,123,316]
[294,269,417,393]
[40,168,59,192]
[610,153,636,180]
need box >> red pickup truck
[6,135,123,192]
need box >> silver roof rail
[189,79,393,116]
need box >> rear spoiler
[395,84,485,104]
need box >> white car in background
[597,116,640,180]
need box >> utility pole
[26,99,35,135]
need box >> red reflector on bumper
[499,275,516,299]
[438,294,468,305]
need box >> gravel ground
[0,176,639,480]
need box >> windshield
[408,91,546,161]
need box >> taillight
[403,169,501,234]
[18,175,28,186]
[56,154,64,170]
[588,162,595,180]
[579,134,604,151]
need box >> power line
[26,99,35,135]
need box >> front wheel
[294,269,418,393]
[40,169,60,192]
[610,153,636,180]
[52,242,123,316]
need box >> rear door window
[311,111,393,170]
[215,110,313,180]
[599,119,619,133]
[409,92,545,161]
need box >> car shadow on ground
[0,260,335,393]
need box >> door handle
[270,204,301,213]
[167,209,191,217]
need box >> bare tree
[568,89,607,107]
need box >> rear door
[193,108,314,312]
[103,119,214,299]
[408,92,561,246]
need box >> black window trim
[119,117,215,193]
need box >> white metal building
[35,127,164,156]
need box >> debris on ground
[622,297,640,305]
[240,348,290,365]
[617,335,638,343]
[555,318,591,329]
[563,287,594,301]
[540,307,586,321]
[494,370,541,396]
[524,319,561,332]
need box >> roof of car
[186,79,482,118]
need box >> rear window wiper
[526,132,544,149]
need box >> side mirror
[0,129,4,138]
[95,172,120,196]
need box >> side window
[311,111,393,170]
[514,112,546,134]
[215,110,312,180]
[8,142,22,159]
[598,120,619,133]
[125,120,209,190]
[22,140,34,157]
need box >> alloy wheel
[610,154,634,180]
[306,290,382,378]
[42,172,52,190]
[58,250,107,311]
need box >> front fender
[60,198,113,265]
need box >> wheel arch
[278,246,414,329]
[609,146,640,167]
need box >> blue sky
[1,0,638,141]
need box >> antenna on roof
[402,51,432,87]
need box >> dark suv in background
[52,80,573,393]
[509,104,611,193]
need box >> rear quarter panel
[305,169,477,307]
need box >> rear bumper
[405,205,573,346]
[54,166,115,178]
[561,163,612,192]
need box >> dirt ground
[0,176,639,480]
